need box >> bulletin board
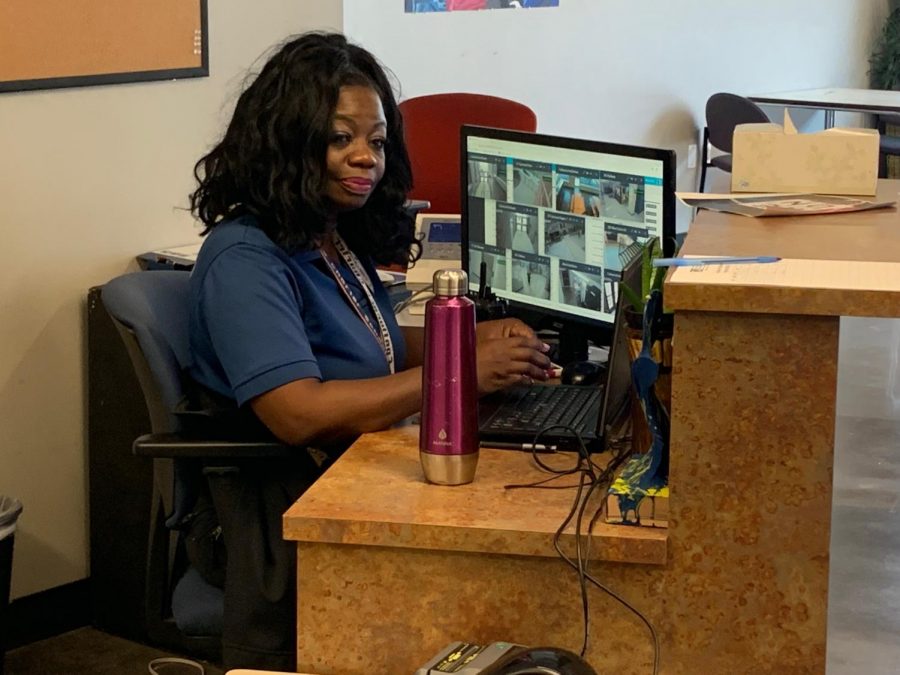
[0,0,208,93]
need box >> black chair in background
[877,113,900,178]
[101,271,292,661]
[699,92,770,192]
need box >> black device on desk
[418,642,597,675]
[561,360,605,386]
[477,260,633,452]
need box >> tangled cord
[503,425,660,675]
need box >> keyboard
[480,384,602,436]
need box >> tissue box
[731,111,879,196]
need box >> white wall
[345,0,889,213]
[0,1,341,599]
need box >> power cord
[392,284,434,314]
[503,423,660,675]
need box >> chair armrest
[133,433,295,459]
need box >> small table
[749,87,900,128]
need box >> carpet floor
[3,627,226,675]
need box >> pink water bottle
[419,269,479,485]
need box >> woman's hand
[475,317,536,343]
[475,318,552,395]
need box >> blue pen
[652,256,781,268]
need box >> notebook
[477,268,634,452]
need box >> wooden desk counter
[284,423,822,675]
[657,182,900,673]
[283,187,900,674]
[667,181,900,316]
[284,425,666,565]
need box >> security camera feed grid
[467,155,507,201]
[558,262,605,312]
[513,160,553,208]
[496,203,539,254]
[599,177,645,223]
[544,211,586,263]
[469,243,508,292]
[463,128,667,329]
[511,253,550,300]
[555,175,602,217]
[604,223,649,271]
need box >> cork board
[0,0,208,93]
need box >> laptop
[477,258,637,453]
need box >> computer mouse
[561,360,605,386]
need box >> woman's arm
[250,320,551,446]
[400,325,425,368]
[250,367,423,446]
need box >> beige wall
[0,1,341,599]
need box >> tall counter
[283,181,900,675]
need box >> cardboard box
[731,111,879,196]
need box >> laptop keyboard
[482,385,602,435]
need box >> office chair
[699,92,770,192]
[877,113,900,178]
[101,271,292,661]
[399,92,537,214]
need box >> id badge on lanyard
[320,234,396,374]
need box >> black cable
[501,421,660,674]
[522,424,600,658]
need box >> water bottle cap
[433,269,468,296]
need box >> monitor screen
[461,125,675,344]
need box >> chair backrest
[705,92,770,153]
[399,92,537,214]
[101,270,224,652]
[101,271,192,434]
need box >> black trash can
[0,496,23,675]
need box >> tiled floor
[4,317,900,674]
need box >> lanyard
[319,233,395,374]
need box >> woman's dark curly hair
[189,32,419,266]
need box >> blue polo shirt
[187,216,406,407]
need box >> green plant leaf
[870,8,900,89]
[640,235,661,298]
[650,265,665,293]
[621,283,644,313]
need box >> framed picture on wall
[405,0,559,12]
[0,0,208,93]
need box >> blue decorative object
[611,289,670,525]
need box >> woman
[189,31,550,448]
[186,31,550,669]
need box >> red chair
[399,93,537,214]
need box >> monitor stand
[556,325,590,367]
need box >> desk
[284,428,667,675]
[283,181,900,675]
[749,87,900,128]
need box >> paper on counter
[675,192,895,217]
[669,257,900,292]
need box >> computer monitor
[461,125,676,363]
